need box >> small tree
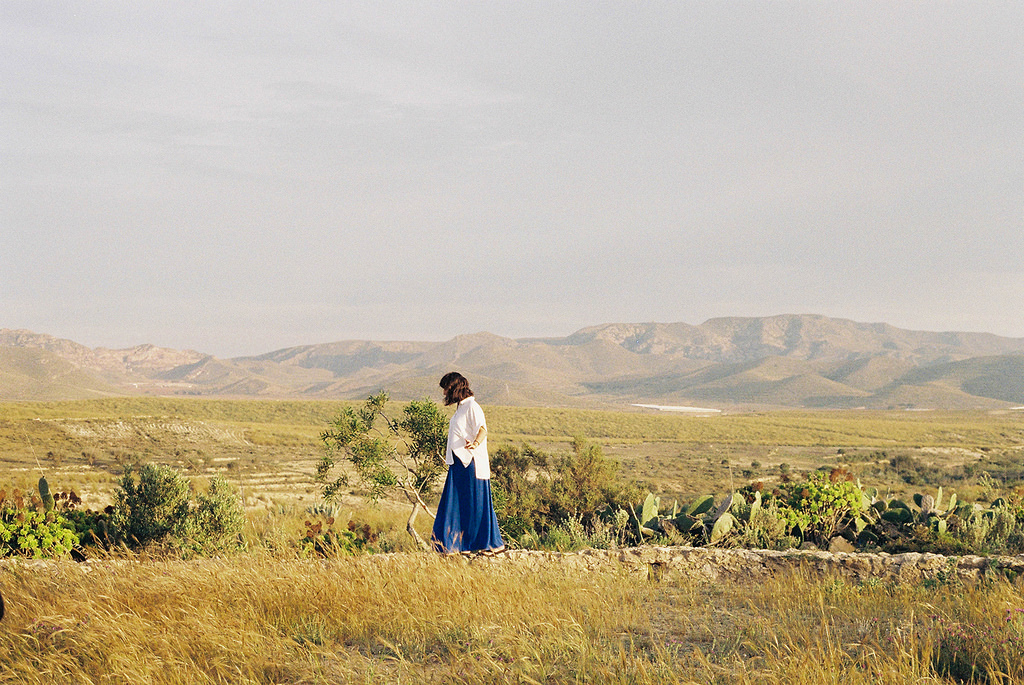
[316,392,447,550]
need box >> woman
[431,372,504,554]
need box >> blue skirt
[431,458,504,553]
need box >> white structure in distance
[631,404,722,415]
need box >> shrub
[186,476,245,549]
[488,442,551,537]
[776,471,865,544]
[888,453,945,486]
[737,498,798,551]
[490,438,640,542]
[947,502,1024,556]
[111,464,244,551]
[551,437,638,525]
[112,463,191,547]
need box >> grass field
[2,554,1023,684]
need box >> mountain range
[3,314,1024,409]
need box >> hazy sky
[3,2,1022,357]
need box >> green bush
[772,471,866,544]
[186,476,246,549]
[946,501,1024,556]
[111,464,244,551]
[552,437,638,524]
[112,463,191,547]
[0,488,78,558]
[490,437,640,543]
[489,442,555,537]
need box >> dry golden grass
[2,553,1023,684]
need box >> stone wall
[4,547,1024,584]
[470,546,1024,584]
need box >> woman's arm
[466,425,486,449]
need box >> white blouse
[446,396,490,479]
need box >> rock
[828,537,855,554]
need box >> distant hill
[3,314,1024,409]
[0,346,121,400]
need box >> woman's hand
[466,425,486,450]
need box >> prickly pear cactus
[712,493,734,521]
[882,507,912,524]
[748,491,762,522]
[889,499,911,512]
[709,512,736,544]
[686,495,715,517]
[673,513,703,533]
[641,493,660,526]
[637,493,660,536]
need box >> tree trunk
[405,496,430,551]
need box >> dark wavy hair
[439,372,473,406]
